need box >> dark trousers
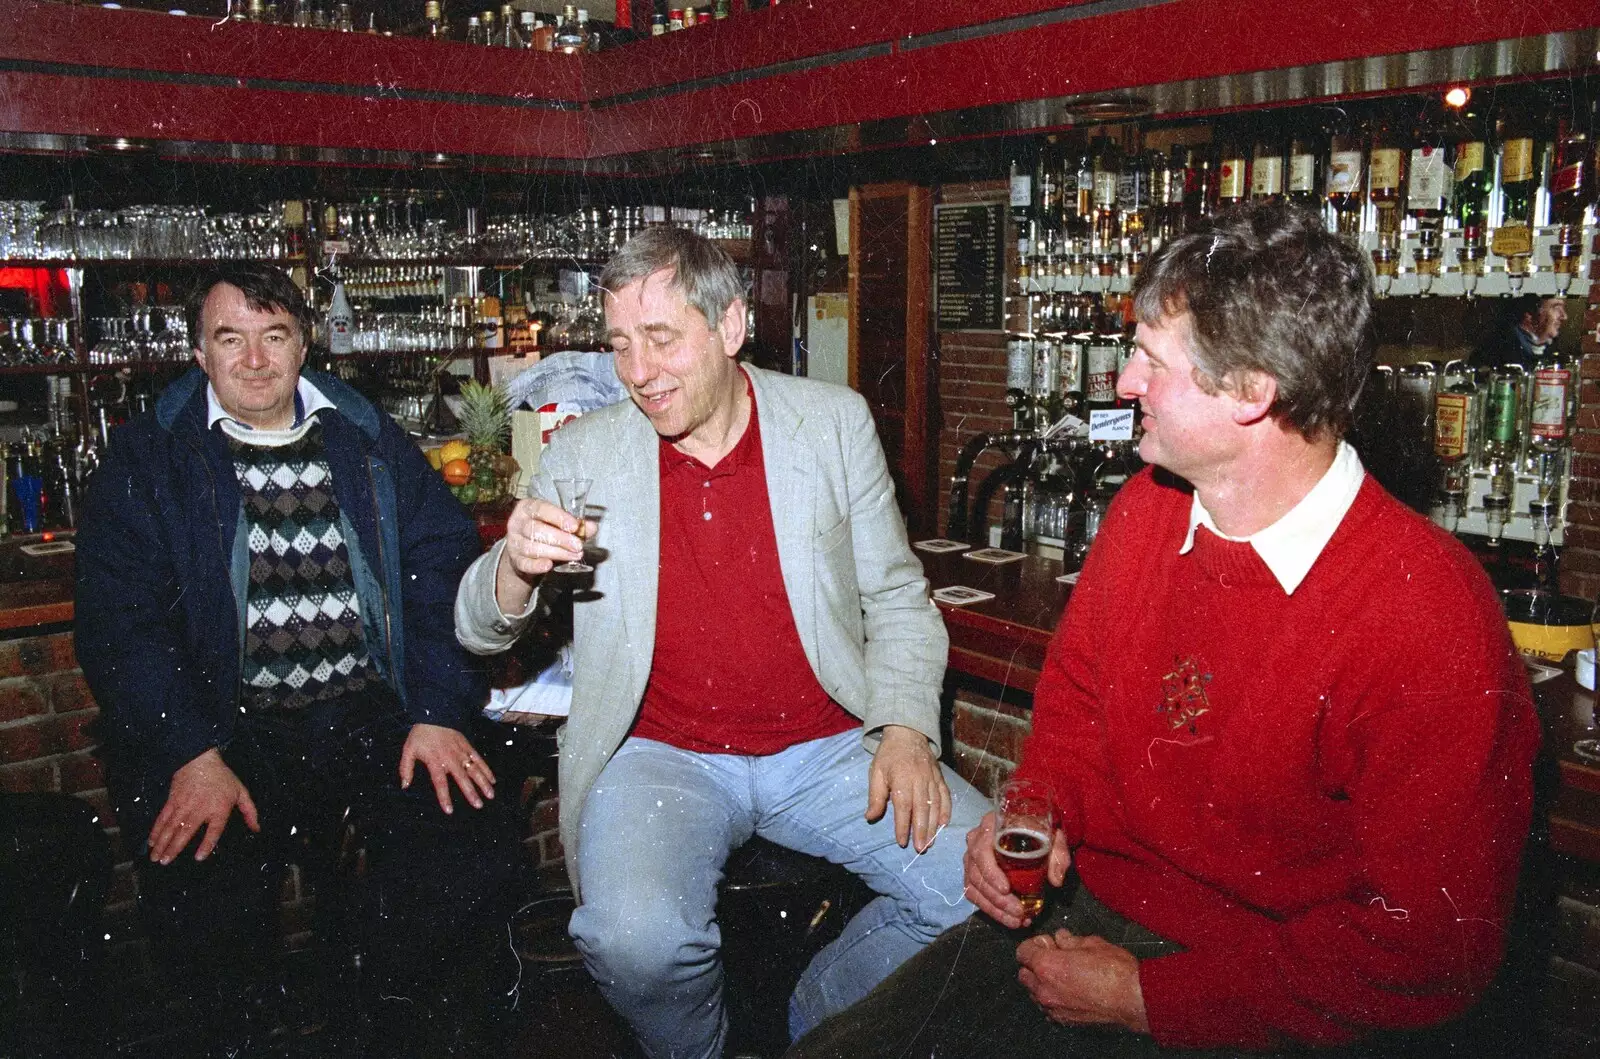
[129,692,525,1054]
[785,879,1493,1059]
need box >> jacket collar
[157,365,383,441]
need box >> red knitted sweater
[1014,467,1540,1050]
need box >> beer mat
[913,538,972,554]
[1523,659,1563,685]
[964,548,1027,565]
[933,586,997,606]
[1055,571,1080,584]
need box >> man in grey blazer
[456,227,983,1058]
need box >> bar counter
[3,539,1597,863]
[920,544,1600,865]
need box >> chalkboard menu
[934,203,1003,332]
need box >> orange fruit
[441,459,473,485]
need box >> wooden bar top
[918,545,1067,694]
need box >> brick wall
[0,627,562,979]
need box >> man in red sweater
[787,202,1541,1056]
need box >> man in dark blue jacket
[75,264,521,1056]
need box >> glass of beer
[994,777,1055,918]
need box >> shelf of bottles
[996,85,1597,552]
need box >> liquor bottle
[496,3,521,44]
[1407,99,1454,282]
[1550,100,1597,285]
[651,9,666,35]
[464,14,484,44]
[1432,365,1480,532]
[327,277,354,355]
[1212,124,1250,213]
[334,1,353,30]
[1117,142,1151,261]
[1035,138,1063,261]
[1069,141,1095,248]
[1286,124,1323,211]
[246,0,264,20]
[532,15,555,48]
[1326,115,1366,236]
[1169,143,1200,233]
[1493,104,1542,273]
[1449,104,1491,286]
[555,6,586,53]
[424,0,445,37]
[1367,107,1406,243]
[714,0,731,17]
[1143,148,1172,249]
[292,0,312,27]
[1083,299,1122,412]
[1250,122,1287,202]
[1009,154,1034,262]
[1481,366,1523,520]
[1090,135,1122,255]
[1526,350,1572,460]
[519,9,536,45]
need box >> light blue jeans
[568,729,985,1059]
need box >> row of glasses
[0,200,295,261]
[348,307,473,353]
[87,311,190,365]
[0,317,77,366]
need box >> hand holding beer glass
[994,778,1056,919]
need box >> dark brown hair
[185,264,315,351]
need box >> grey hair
[598,226,746,329]
[1131,201,1375,443]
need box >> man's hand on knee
[399,723,497,814]
[149,748,259,865]
[866,724,952,852]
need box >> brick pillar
[1562,230,1600,604]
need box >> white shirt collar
[1179,441,1365,595]
[206,375,335,431]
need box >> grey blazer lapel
[597,404,660,708]
[748,368,820,670]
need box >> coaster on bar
[933,586,996,606]
[914,538,971,554]
[964,548,1026,564]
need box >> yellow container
[1501,590,1594,663]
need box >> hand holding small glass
[552,478,594,574]
[492,491,594,615]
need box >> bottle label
[1501,137,1534,183]
[1553,161,1583,196]
[1531,368,1571,438]
[1491,225,1534,258]
[1031,342,1060,399]
[1009,174,1033,209]
[1007,338,1034,391]
[1094,172,1118,208]
[1434,392,1470,459]
[1368,148,1403,191]
[1085,342,1120,404]
[1288,153,1316,193]
[1251,156,1284,197]
[1217,158,1247,200]
[1453,141,1485,181]
[1487,381,1519,443]
[1408,146,1452,206]
[1327,151,1363,195]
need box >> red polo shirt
[631,374,856,756]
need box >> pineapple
[456,379,512,504]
